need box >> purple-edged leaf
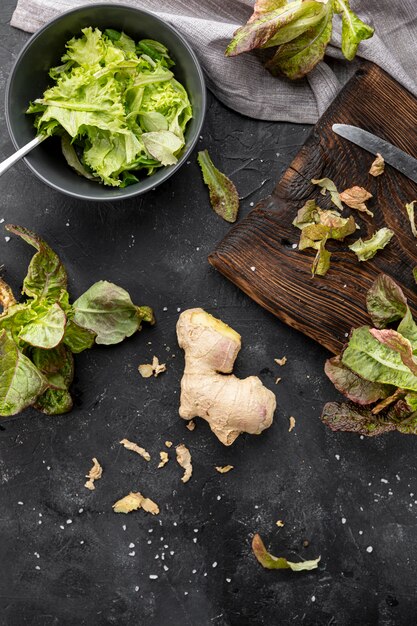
[321,401,398,436]
[324,355,391,405]
[366,274,408,329]
[225,1,328,56]
[370,329,417,377]
[248,0,287,23]
[266,5,333,80]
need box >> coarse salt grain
[129,551,135,557]
[212,562,217,568]
[341,518,346,524]
[129,543,135,549]
[149,574,158,580]
[66,519,72,525]
[366,546,373,553]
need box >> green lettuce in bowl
[27,27,193,188]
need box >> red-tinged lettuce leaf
[225,0,328,56]
[197,150,239,223]
[248,0,287,23]
[32,344,74,415]
[339,186,373,216]
[73,281,154,345]
[324,355,392,405]
[371,388,405,415]
[0,278,16,311]
[349,227,394,262]
[0,330,49,417]
[321,401,398,436]
[334,0,374,61]
[370,329,417,377]
[18,302,66,349]
[6,225,67,301]
[266,5,333,80]
[252,533,320,571]
[366,274,408,329]
[342,326,417,392]
[300,214,356,244]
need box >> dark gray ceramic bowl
[5,3,206,201]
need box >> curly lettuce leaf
[27,27,191,186]
[197,150,239,223]
[342,326,417,392]
[18,302,66,349]
[266,3,334,80]
[73,281,154,345]
[63,320,96,353]
[6,225,67,301]
[334,0,374,61]
[349,227,394,262]
[226,1,329,56]
[311,177,343,211]
[339,186,373,216]
[324,355,392,405]
[366,274,408,329]
[32,344,74,415]
[252,533,320,571]
[0,330,48,416]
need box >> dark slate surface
[0,3,415,625]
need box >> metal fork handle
[0,135,46,177]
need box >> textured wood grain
[209,63,417,354]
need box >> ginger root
[176,308,276,445]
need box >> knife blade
[332,123,417,185]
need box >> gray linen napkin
[10,0,417,124]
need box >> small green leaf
[311,178,343,210]
[0,330,48,416]
[32,344,74,415]
[19,302,66,349]
[349,227,394,261]
[334,0,374,61]
[34,389,73,415]
[405,201,417,239]
[73,281,152,345]
[6,225,67,300]
[312,238,331,276]
[252,533,320,571]
[63,319,96,353]
[140,112,168,132]
[197,150,239,223]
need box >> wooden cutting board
[209,63,417,355]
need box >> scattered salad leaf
[334,0,374,61]
[252,533,320,571]
[369,153,385,177]
[405,201,417,239]
[197,150,239,223]
[311,178,343,210]
[324,355,392,405]
[73,281,154,345]
[0,226,154,417]
[322,273,417,436]
[366,274,408,329]
[348,227,394,261]
[265,3,334,80]
[27,27,192,186]
[339,186,373,216]
[226,0,373,79]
